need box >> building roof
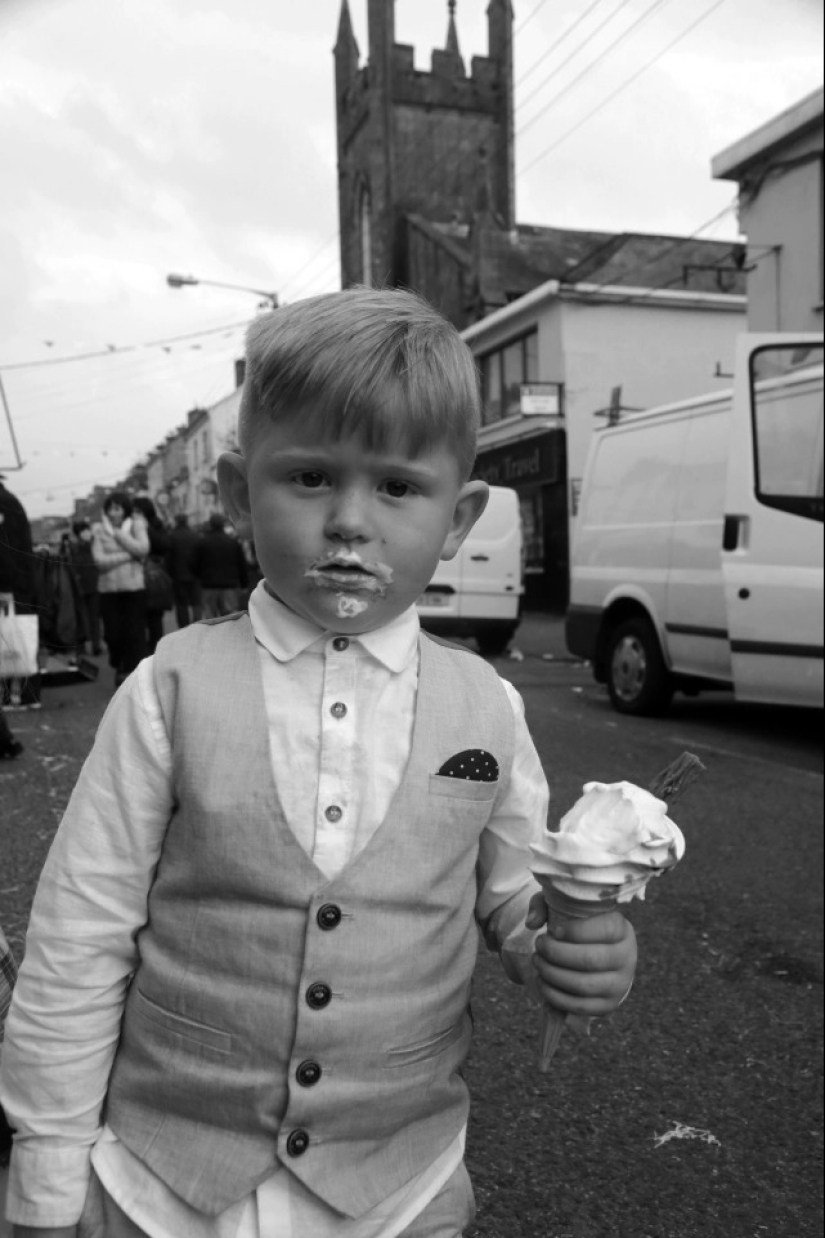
[712,87,824,181]
[407,214,746,307]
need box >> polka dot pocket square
[436,749,500,782]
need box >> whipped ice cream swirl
[530,780,686,903]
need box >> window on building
[192,439,199,470]
[479,330,539,425]
[202,430,210,465]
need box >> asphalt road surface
[1,644,822,1237]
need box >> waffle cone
[537,884,618,1073]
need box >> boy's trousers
[78,1161,476,1238]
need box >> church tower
[335,0,515,289]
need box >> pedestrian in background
[0,476,39,710]
[165,513,203,628]
[92,491,149,688]
[132,497,172,655]
[0,537,24,759]
[64,521,102,656]
[194,511,248,618]
[1,923,17,1230]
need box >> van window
[750,345,824,523]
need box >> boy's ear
[440,480,489,562]
[217,452,253,540]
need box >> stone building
[334,0,746,329]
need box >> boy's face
[218,416,488,634]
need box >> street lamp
[166,273,279,310]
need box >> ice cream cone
[537,884,618,1072]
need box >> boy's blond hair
[237,288,481,481]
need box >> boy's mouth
[305,551,394,595]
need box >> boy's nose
[324,489,372,542]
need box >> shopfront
[473,428,569,611]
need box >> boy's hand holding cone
[529,755,700,1072]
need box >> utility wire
[518,0,671,137]
[518,0,641,117]
[520,0,730,175]
[515,0,552,36]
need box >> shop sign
[520,383,562,416]
[474,430,563,488]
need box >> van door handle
[470,554,490,562]
[722,515,747,552]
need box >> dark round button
[286,1129,310,1157]
[325,805,343,822]
[296,1060,322,1087]
[330,701,348,719]
[333,637,350,652]
[306,982,332,1009]
[317,903,342,931]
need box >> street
[0,626,822,1237]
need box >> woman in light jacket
[92,491,150,687]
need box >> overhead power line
[518,0,641,117]
[518,0,671,137]
[519,0,730,176]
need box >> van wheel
[607,618,673,716]
[476,626,515,657]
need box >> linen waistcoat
[105,613,516,1217]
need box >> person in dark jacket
[0,539,24,758]
[65,521,102,656]
[165,513,203,629]
[0,476,34,608]
[194,512,248,618]
[0,475,39,711]
[132,497,171,655]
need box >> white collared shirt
[1,584,547,1236]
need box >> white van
[417,484,523,656]
[566,333,824,714]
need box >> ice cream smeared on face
[336,594,369,619]
[530,780,686,903]
[305,549,394,597]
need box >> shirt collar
[247,580,420,674]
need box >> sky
[0,0,822,519]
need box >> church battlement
[336,1,515,287]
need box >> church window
[360,185,373,287]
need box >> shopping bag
[0,606,39,679]
[144,557,174,611]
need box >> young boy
[0,289,637,1238]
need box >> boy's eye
[383,480,414,498]
[294,471,327,488]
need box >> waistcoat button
[325,805,343,822]
[296,1060,322,1087]
[330,701,348,719]
[286,1129,310,1157]
[317,903,342,930]
[333,637,350,652]
[306,982,332,1009]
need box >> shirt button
[325,805,343,822]
[306,982,332,1009]
[286,1129,310,1157]
[330,701,348,719]
[317,903,342,931]
[296,1060,322,1087]
[333,637,349,652]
